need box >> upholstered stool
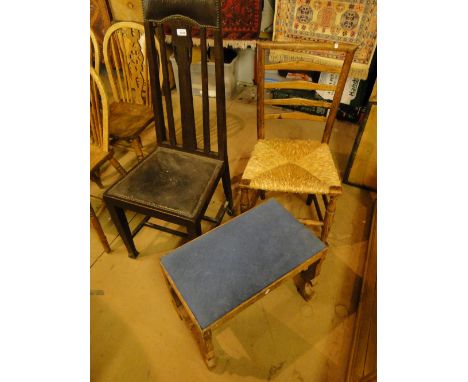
[160,199,327,368]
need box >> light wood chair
[103,21,161,162]
[90,67,127,252]
[240,41,357,243]
[90,28,100,73]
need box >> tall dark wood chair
[103,0,234,258]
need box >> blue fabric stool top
[160,199,326,329]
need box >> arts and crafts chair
[90,67,127,252]
[103,0,234,258]
[103,21,161,162]
[240,41,357,243]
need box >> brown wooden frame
[240,41,357,243]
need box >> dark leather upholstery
[106,147,223,219]
[161,199,326,328]
[142,0,220,27]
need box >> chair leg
[90,171,105,189]
[259,190,266,200]
[106,201,139,258]
[240,187,250,213]
[90,204,111,253]
[321,194,338,244]
[221,163,234,214]
[108,157,127,177]
[131,137,145,162]
[187,222,202,240]
[306,194,313,206]
[294,255,326,301]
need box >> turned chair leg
[240,187,250,213]
[108,157,127,177]
[321,194,338,244]
[90,204,111,253]
[294,255,326,301]
[131,137,145,162]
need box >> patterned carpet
[272,0,377,79]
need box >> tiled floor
[90,84,376,381]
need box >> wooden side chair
[240,41,357,243]
[90,28,100,72]
[103,21,160,162]
[90,67,127,252]
[103,0,234,258]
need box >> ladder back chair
[103,0,234,258]
[90,67,127,252]
[240,41,357,243]
[103,21,161,162]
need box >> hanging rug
[271,0,377,80]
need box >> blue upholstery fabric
[161,199,326,329]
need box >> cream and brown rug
[272,0,377,80]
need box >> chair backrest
[256,41,357,144]
[90,67,109,153]
[90,28,100,72]
[142,0,228,160]
[103,21,160,107]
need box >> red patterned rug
[164,0,262,47]
[221,0,262,40]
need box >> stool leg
[90,204,111,253]
[294,254,326,302]
[321,194,338,244]
[198,329,216,369]
[106,201,139,258]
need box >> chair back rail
[90,28,100,73]
[143,0,227,160]
[103,22,161,107]
[256,41,357,144]
[90,67,109,153]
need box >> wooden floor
[90,84,377,382]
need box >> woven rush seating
[242,138,341,194]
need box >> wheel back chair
[103,21,162,162]
[103,0,234,258]
[240,41,357,243]
[90,67,127,252]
